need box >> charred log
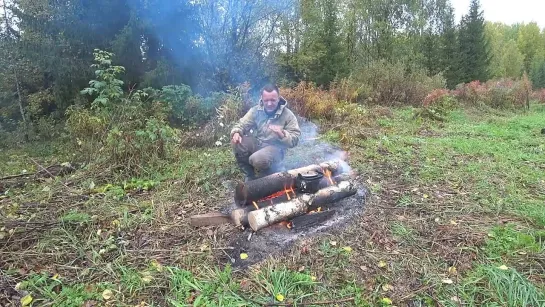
[234,172,295,206]
[291,210,336,229]
[234,160,345,206]
[316,173,352,190]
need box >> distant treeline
[1,0,545,127]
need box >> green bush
[66,49,178,175]
[180,85,246,147]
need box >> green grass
[390,222,416,243]
[17,272,113,307]
[485,225,544,259]
[445,265,545,307]
[2,104,545,306]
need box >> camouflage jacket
[230,97,301,148]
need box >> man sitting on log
[231,84,301,181]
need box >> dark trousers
[232,136,285,178]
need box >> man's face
[262,90,280,113]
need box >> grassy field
[1,104,544,306]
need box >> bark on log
[248,194,313,231]
[309,180,357,210]
[246,181,356,231]
[231,208,249,226]
[234,160,345,206]
[231,193,295,226]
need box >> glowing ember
[279,221,292,229]
[256,185,297,205]
[308,207,323,214]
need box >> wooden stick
[190,212,232,227]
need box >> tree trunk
[13,68,28,141]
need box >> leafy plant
[66,49,179,175]
[80,50,125,110]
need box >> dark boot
[238,162,256,182]
[233,136,259,182]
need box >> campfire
[230,160,356,232]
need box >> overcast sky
[451,0,545,28]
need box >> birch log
[247,194,313,231]
[310,181,357,209]
[247,181,356,231]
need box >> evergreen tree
[315,0,345,86]
[439,5,459,88]
[457,0,490,83]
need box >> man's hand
[231,132,242,144]
[269,125,285,138]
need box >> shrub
[453,78,531,109]
[531,89,545,104]
[333,60,446,106]
[180,84,247,147]
[280,82,339,120]
[157,85,217,129]
[66,49,178,175]
[414,88,459,121]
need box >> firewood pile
[190,160,357,232]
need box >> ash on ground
[223,185,367,268]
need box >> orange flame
[285,186,291,200]
[324,169,335,185]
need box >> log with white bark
[247,180,356,231]
[232,174,353,226]
[247,194,314,231]
[309,180,357,210]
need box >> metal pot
[295,170,324,193]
